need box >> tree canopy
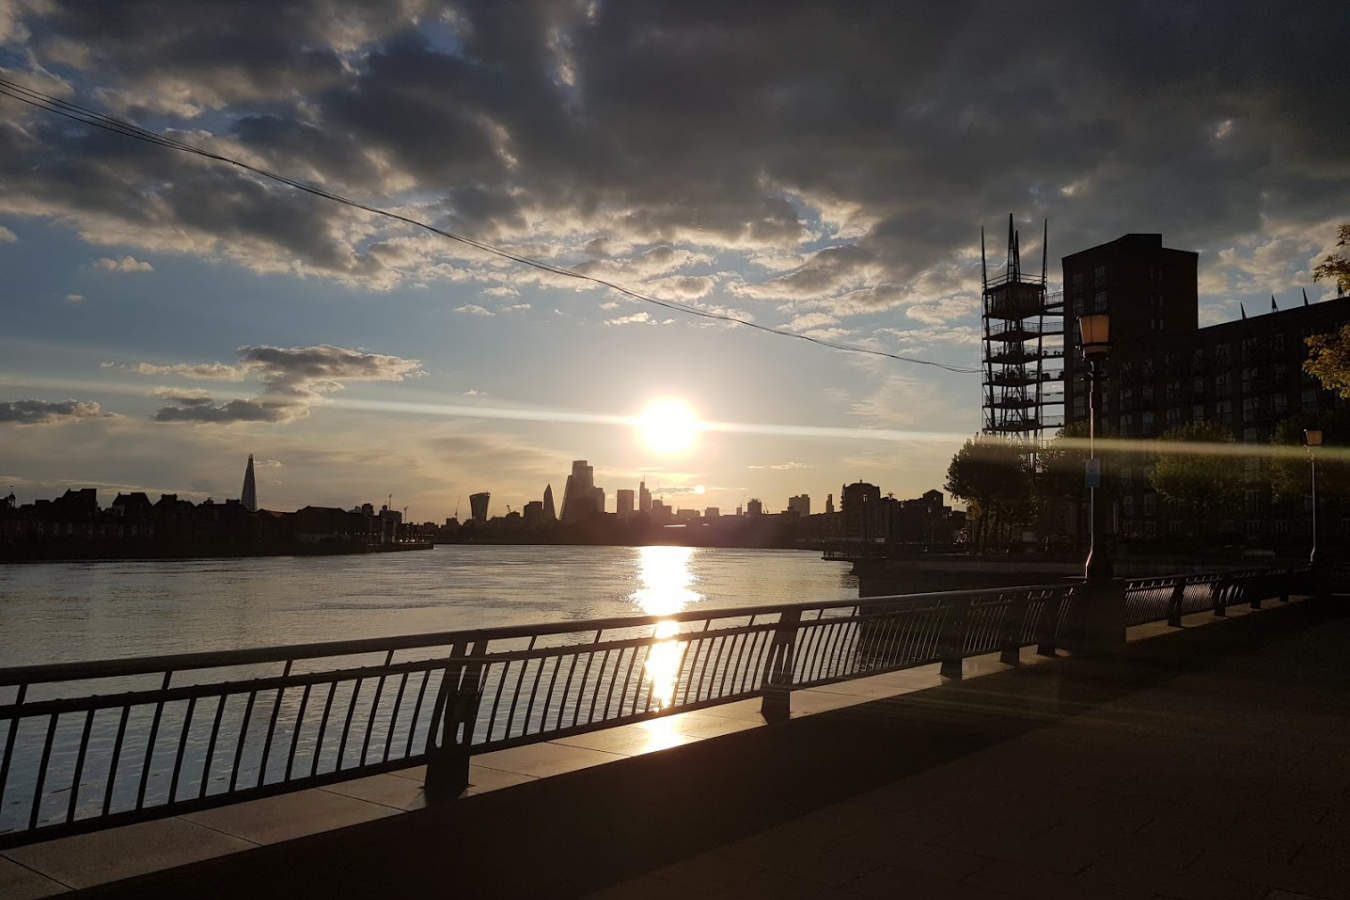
[945,435,1035,550]
[1312,223,1350,295]
[1305,322,1350,400]
[1268,411,1350,503]
[1147,420,1245,527]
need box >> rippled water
[0,546,857,665]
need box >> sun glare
[637,398,699,455]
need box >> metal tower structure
[981,215,1064,446]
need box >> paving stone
[552,721,702,755]
[0,857,67,900]
[319,772,428,811]
[3,818,253,890]
[472,741,627,778]
[181,787,396,844]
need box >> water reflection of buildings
[629,546,702,709]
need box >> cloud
[0,399,104,425]
[255,457,283,467]
[142,344,421,424]
[604,311,654,326]
[94,254,154,272]
[455,304,495,317]
[781,313,839,333]
[748,462,812,470]
[906,296,979,327]
[63,293,83,304]
[0,0,1345,323]
[0,225,15,242]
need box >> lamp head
[1078,313,1111,358]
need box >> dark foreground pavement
[52,600,1350,899]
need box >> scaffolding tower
[981,215,1064,446]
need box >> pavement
[1,597,1345,899]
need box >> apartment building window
[1190,375,1204,396]
[1272,334,1286,355]
[1073,397,1087,417]
[1072,272,1084,289]
[1193,403,1206,420]
[1120,467,1133,488]
[1214,372,1232,396]
[1166,381,1180,403]
[1274,520,1289,535]
[1143,493,1157,515]
[1166,407,1182,428]
[1242,367,1257,391]
[1119,413,1134,434]
[1094,265,1106,282]
[1273,393,1289,416]
[1302,389,1319,413]
[1141,385,1154,404]
[1214,343,1231,364]
[1242,397,1259,420]
[1072,297,1084,317]
[1273,363,1287,383]
[1144,521,1157,537]
[1192,348,1205,371]
[1216,400,1233,425]
[1094,291,1107,311]
[1121,495,1135,516]
[1141,411,1154,434]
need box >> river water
[0,546,856,666]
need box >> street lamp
[1305,428,1322,565]
[1079,313,1112,581]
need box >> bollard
[937,597,972,680]
[999,591,1031,666]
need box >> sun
[636,398,699,455]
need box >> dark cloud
[1,0,1347,317]
[0,399,105,425]
[140,344,421,425]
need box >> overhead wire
[0,75,983,374]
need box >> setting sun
[636,398,699,455]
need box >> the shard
[240,454,258,512]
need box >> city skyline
[2,3,1347,518]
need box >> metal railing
[0,568,1308,849]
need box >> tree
[1147,420,1245,533]
[1268,412,1350,504]
[1304,322,1350,399]
[1312,223,1350,295]
[945,436,1034,550]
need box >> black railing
[0,568,1309,849]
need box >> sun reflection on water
[630,546,702,709]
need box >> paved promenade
[2,598,1345,899]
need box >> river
[0,546,856,666]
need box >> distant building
[841,482,883,543]
[616,489,635,519]
[469,492,490,524]
[746,498,764,516]
[651,499,672,522]
[825,494,835,515]
[241,454,258,512]
[639,480,651,514]
[787,494,810,517]
[675,508,700,520]
[523,501,544,527]
[542,484,557,522]
[562,461,603,521]
[705,507,720,519]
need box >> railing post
[999,591,1030,666]
[760,610,800,724]
[1212,577,1229,617]
[1249,572,1265,610]
[424,641,484,802]
[938,597,972,680]
[1035,590,1063,657]
[1166,579,1186,628]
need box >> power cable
[0,76,983,374]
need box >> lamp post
[1079,313,1112,582]
[1305,428,1322,565]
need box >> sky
[1,1,1348,522]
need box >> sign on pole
[1084,458,1101,489]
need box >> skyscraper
[788,494,810,517]
[240,454,258,512]
[542,484,557,522]
[562,460,602,521]
[616,489,635,518]
[638,480,651,514]
[469,492,490,524]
